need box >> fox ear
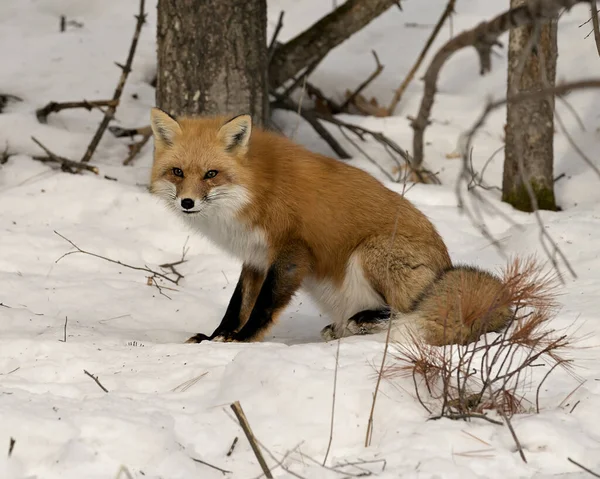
[217,114,252,154]
[150,107,182,147]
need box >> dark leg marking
[185,264,264,343]
[224,245,309,342]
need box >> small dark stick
[226,437,238,457]
[59,316,68,342]
[60,15,66,32]
[230,401,273,478]
[8,437,15,457]
[83,369,109,393]
[36,99,118,124]
[80,0,146,163]
[31,137,99,175]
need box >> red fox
[149,108,512,345]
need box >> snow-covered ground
[1,1,600,478]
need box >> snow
[1,1,600,478]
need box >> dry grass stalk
[385,256,575,420]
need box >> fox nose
[181,198,195,210]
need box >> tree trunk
[502,0,558,212]
[156,0,268,126]
[269,0,398,88]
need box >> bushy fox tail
[391,258,558,346]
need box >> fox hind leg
[320,307,391,341]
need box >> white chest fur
[187,214,270,270]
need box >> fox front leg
[222,242,311,342]
[185,264,266,343]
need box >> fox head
[149,108,253,221]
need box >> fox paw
[185,333,211,344]
[320,324,339,342]
[211,333,240,343]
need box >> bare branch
[269,0,398,88]
[340,50,385,111]
[569,458,600,478]
[36,99,119,124]
[387,0,456,115]
[322,338,341,466]
[123,129,152,166]
[83,369,109,393]
[271,93,351,159]
[411,0,594,171]
[31,137,99,175]
[80,0,146,163]
[267,11,285,65]
[53,230,183,288]
[591,2,600,57]
[230,401,273,478]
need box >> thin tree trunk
[156,0,268,126]
[269,0,398,88]
[503,0,558,212]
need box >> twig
[83,369,109,393]
[568,457,600,477]
[569,400,580,413]
[340,50,384,111]
[31,137,99,175]
[499,409,526,463]
[428,413,504,425]
[54,230,180,286]
[226,437,238,457]
[387,0,456,114]
[230,401,273,478]
[123,130,152,165]
[411,0,593,170]
[271,93,351,159]
[323,338,341,466]
[116,466,134,479]
[459,79,600,280]
[365,213,400,447]
[8,437,15,457]
[267,11,285,65]
[59,316,68,343]
[1,143,10,165]
[190,456,231,475]
[591,2,600,57]
[36,99,119,124]
[80,0,146,163]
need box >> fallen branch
[387,0,456,115]
[226,437,238,457]
[0,93,22,113]
[190,457,231,475]
[271,93,351,159]
[340,50,384,112]
[568,458,600,478]
[1,143,11,165]
[31,137,99,175]
[54,231,186,299]
[322,338,341,466]
[267,11,285,65]
[591,1,600,57]
[83,369,109,393]
[123,129,152,165]
[411,0,594,172]
[230,401,273,479]
[59,316,68,343]
[8,437,15,457]
[36,99,119,124]
[80,0,146,163]
[269,0,399,88]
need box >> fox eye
[172,167,184,178]
[204,170,218,179]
